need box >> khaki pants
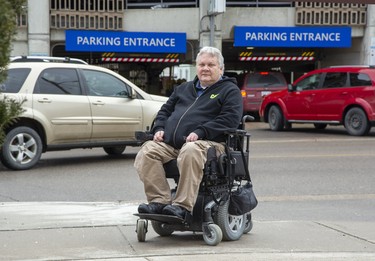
[134,140,225,212]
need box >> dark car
[240,71,288,117]
[259,66,375,136]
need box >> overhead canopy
[102,57,180,63]
[101,53,180,63]
[239,50,315,62]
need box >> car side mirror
[287,84,294,92]
[130,88,137,99]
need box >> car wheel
[268,105,284,131]
[344,107,370,136]
[314,123,327,130]
[0,127,43,170]
[103,146,126,155]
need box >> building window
[50,0,124,30]
[295,2,367,26]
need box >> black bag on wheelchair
[229,181,258,215]
[228,151,249,178]
[227,137,258,216]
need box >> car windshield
[246,73,286,88]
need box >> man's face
[196,53,223,87]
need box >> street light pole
[209,15,215,47]
[207,0,226,47]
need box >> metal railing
[125,0,198,8]
[124,0,293,9]
[226,1,293,7]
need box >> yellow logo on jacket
[210,94,219,99]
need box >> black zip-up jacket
[152,76,243,149]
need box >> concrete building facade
[11,0,375,93]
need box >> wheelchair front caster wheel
[243,212,253,234]
[203,223,222,246]
[136,219,148,242]
[151,221,174,236]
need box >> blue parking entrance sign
[234,26,352,48]
[65,30,187,53]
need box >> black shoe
[138,203,167,214]
[162,205,189,219]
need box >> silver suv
[0,57,167,170]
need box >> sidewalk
[1,202,375,261]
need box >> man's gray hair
[196,46,225,70]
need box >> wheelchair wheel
[151,221,174,236]
[136,219,148,242]
[243,212,253,234]
[203,223,222,246]
[215,199,246,241]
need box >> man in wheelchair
[134,46,243,220]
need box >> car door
[32,68,92,144]
[314,72,349,121]
[81,69,143,140]
[348,72,375,112]
[283,73,322,120]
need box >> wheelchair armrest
[224,129,247,136]
[135,131,153,142]
[242,115,255,124]
[218,153,227,175]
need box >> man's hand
[153,130,164,142]
[186,132,199,142]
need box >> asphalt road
[1,122,375,223]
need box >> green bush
[0,96,25,143]
[0,0,26,145]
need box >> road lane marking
[251,153,375,159]
[252,137,375,144]
[259,194,375,202]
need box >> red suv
[240,71,288,117]
[259,66,375,136]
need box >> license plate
[261,91,271,97]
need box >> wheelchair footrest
[134,213,186,225]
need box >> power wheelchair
[134,115,255,246]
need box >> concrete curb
[1,202,375,261]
